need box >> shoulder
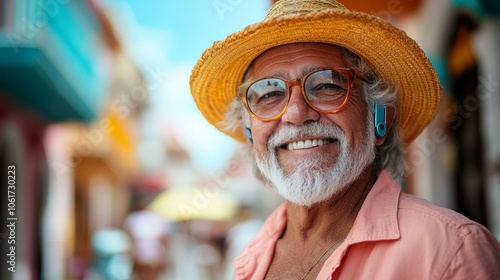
[397,192,500,278]
[397,191,494,244]
[398,192,477,234]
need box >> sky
[99,0,271,173]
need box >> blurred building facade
[0,0,147,279]
[399,0,500,239]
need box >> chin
[275,169,352,207]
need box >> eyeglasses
[239,68,364,121]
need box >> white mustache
[267,122,345,150]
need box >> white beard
[254,119,376,207]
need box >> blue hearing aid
[374,102,387,138]
[245,127,253,144]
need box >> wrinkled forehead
[243,42,352,82]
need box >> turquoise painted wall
[0,0,110,123]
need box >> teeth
[286,139,333,150]
[297,141,305,149]
[304,139,312,148]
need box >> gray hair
[221,46,407,183]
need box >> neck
[283,164,376,243]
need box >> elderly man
[190,0,500,279]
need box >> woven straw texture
[190,0,442,145]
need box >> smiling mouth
[284,139,336,151]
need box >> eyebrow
[265,65,329,79]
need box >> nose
[281,83,320,125]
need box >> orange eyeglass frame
[239,68,367,122]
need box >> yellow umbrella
[147,186,239,221]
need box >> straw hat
[190,0,442,145]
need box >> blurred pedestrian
[124,211,169,280]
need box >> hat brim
[190,9,442,145]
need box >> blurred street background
[0,0,499,279]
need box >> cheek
[336,100,371,148]
[250,120,276,150]
[348,91,369,118]
[351,112,372,149]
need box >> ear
[375,105,395,146]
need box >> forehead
[250,43,349,78]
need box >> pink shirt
[234,170,500,279]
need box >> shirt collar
[318,170,402,278]
[347,169,401,244]
[234,204,287,279]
